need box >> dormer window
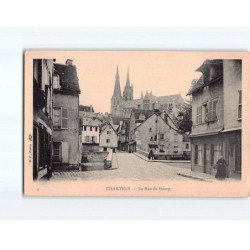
[53,75,60,89]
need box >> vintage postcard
[24,51,250,197]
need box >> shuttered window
[61,108,68,129]
[196,106,202,125]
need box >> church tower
[123,68,133,101]
[111,66,122,116]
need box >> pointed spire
[116,65,119,78]
[126,67,130,86]
[113,66,121,97]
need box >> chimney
[66,59,73,66]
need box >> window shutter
[61,108,68,129]
[212,100,218,120]
[208,101,212,121]
[61,142,69,163]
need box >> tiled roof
[79,105,94,112]
[81,117,102,126]
[187,75,205,95]
[54,63,81,94]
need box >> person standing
[215,156,227,180]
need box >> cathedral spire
[113,65,121,97]
[126,68,130,86]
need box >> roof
[196,59,223,73]
[111,116,124,125]
[100,122,118,135]
[187,59,223,96]
[79,105,94,112]
[81,117,102,127]
[131,109,154,122]
[54,63,81,94]
[155,94,185,104]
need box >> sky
[54,51,210,113]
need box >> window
[149,128,152,132]
[174,145,178,148]
[159,145,165,152]
[107,130,111,134]
[95,127,98,132]
[92,136,97,143]
[53,142,61,162]
[90,126,92,131]
[85,136,90,142]
[160,134,164,140]
[106,139,110,143]
[205,99,218,122]
[61,108,68,129]
[53,75,60,89]
[84,126,87,131]
[53,107,68,129]
[196,106,202,125]
[185,143,189,149]
[238,90,242,119]
[150,136,153,141]
[154,135,157,141]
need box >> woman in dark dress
[215,156,227,180]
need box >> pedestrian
[214,155,227,180]
[148,149,154,160]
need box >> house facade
[188,59,241,177]
[52,59,81,167]
[33,59,54,179]
[99,123,118,152]
[135,112,184,159]
[81,117,102,152]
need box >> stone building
[110,66,185,118]
[99,123,118,152]
[33,59,54,179]
[187,59,241,177]
[135,112,184,159]
[52,59,81,167]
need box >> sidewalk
[134,152,219,182]
[133,152,191,163]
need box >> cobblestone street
[52,152,204,181]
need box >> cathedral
[110,66,185,118]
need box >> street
[52,152,198,181]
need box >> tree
[176,103,192,134]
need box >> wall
[53,93,80,165]
[82,125,100,144]
[99,124,118,148]
[135,114,183,154]
[191,80,224,135]
[223,60,242,130]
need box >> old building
[33,59,54,179]
[135,112,184,159]
[81,116,102,152]
[52,59,81,167]
[187,59,241,177]
[99,123,118,152]
[110,66,185,118]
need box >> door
[204,144,210,173]
[228,143,236,177]
[61,142,69,163]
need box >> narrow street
[52,152,197,181]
